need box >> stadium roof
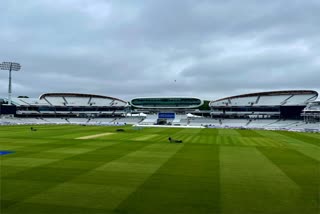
[211,90,318,103]
[39,93,127,103]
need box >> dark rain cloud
[0,0,319,101]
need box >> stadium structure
[0,93,129,125]
[1,90,320,132]
[129,97,209,125]
[302,100,320,123]
[210,90,317,119]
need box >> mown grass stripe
[1,142,149,211]
[241,138,255,146]
[1,125,320,214]
[277,131,320,147]
[150,135,166,143]
[171,134,184,140]
[262,138,275,146]
[219,137,227,145]
[189,135,200,144]
[236,129,263,138]
[208,135,217,144]
[237,138,247,146]
[183,135,194,144]
[258,147,320,214]
[116,144,220,214]
[252,138,266,147]
[258,131,320,159]
[220,147,300,214]
[23,143,183,211]
[288,144,320,162]
[219,129,241,136]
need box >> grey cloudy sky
[1,0,319,101]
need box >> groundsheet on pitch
[0,151,15,156]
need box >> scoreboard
[158,112,175,119]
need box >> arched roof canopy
[210,90,318,107]
[39,93,127,104]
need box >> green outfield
[0,125,319,214]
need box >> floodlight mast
[0,62,21,105]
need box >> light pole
[0,62,21,105]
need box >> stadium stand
[301,100,320,124]
[13,98,50,106]
[188,118,221,126]
[211,90,317,107]
[221,119,248,127]
[113,117,144,124]
[65,97,90,106]
[263,120,301,129]
[210,90,318,120]
[229,97,257,106]
[245,119,279,128]
[256,95,290,106]
[44,96,66,106]
[40,93,127,107]
[140,114,158,125]
[87,118,116,124]
[89,97,114,106]
[172,115,188,125]
[1,90,320,132]
[42,118,69,124]
[67,118,90,124]
[282,94,316,106]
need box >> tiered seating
[115,117,143,124]
[30,99,50,106]
[283,95,315,106]
[255,95,290,106]
[16,110,39,115]
[45,97,66,106]
[65,97,89,106]
[210,100,230,107]
[10,98,26,106]
[179,119,189,125]
[303,102,320,111]
[89,98,114,106]
[113,110,126,114]
[285,121,306,128]
[264,120,301,128]
[87,118,116,124]
[309,106,320,111]
[188,118,220,126]
[140,114,158,125]
[42,118,69,124]
[55,111,71,115]
[67,118,89,124]
[0,117,23,124]
[0,117,49,125]
[15,98,49,106]
[230,97,257,106]
[296,123,320,130]
[246,119,278,128]
[111,101,127,107]
[222,119,248,127]
[39,110,56,114]
[172,115,188,125]
[19,118,48,124]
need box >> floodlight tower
[0,62,21,105]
